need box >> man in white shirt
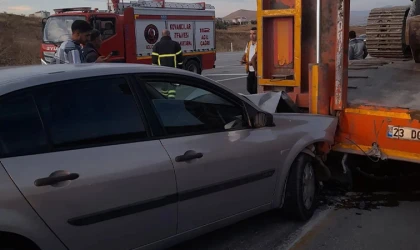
[241,27,258,94]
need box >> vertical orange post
[332,0,350,111]
[309,63,330,115]
[310,0,350,114]
[309,0,350,115]
[256,0,302,87]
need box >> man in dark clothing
[349,30,368,60]
[151,29,183,99]
[82,29,110,63]
[152,29,183,69]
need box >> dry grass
[0,14,367,66]
[216,24,259,52]
[0,13,42,66]
[216,29,250,52]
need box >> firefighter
[241,27,258,94]
[152,29,183,99]
[152,29,183,69]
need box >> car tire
[283,153,318,221]
[185,60,202,74]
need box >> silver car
[0,64,337,250]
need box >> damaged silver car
[0,63,337,250]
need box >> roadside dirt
[0,13,42,66]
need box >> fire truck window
[97,19,116,40]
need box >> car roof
[0,63,217,96]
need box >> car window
[35,77,147,149]
[143,80,247,136]
[0,95,49,158]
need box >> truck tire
[185,60,202,74]
[283,153,318,221]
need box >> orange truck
[40,0,216,74]
[257,0,420,174]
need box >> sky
[0,0,405,18]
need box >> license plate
[387,125,420,141]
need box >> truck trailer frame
[257,0,420,165]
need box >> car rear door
[135,74,281,233]
[0,75,177,250]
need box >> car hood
[270,112,339,145]
[242,92,338,142]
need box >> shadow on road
[169,210,306,250]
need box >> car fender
[271,118,337,208]
[0,163,66,250]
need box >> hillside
[222,9,257,21]
[350,11,370,26]
[0,13,365,67]
[0,13,41,66]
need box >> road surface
[202,52,248,94]
[167,52,420,250]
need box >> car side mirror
[252,112,274,128]
[41,18,47,32]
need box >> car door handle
[34,173,79,187]
[175,150,203,162]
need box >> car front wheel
[283,153,318,221]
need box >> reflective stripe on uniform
[167,89,176,99]
[160,89,177,98]
[152,51,182,67]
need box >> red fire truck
[40,0,216,74]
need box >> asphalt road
[202,52,249,94]
[166,52,420,250]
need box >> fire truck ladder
[122,1,215,10]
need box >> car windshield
[43,16,86,44]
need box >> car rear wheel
[283,153,318,221]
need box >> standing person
[51,20,106,64]
[241,27,258,94]
[152,29,183,99]
[152,29,183,69]
[82,29,111,63]
[348,30,368,60]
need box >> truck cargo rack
[120,1,215,10]
[53,7,93,14]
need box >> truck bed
[348,59,420,110]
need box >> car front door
[136,74,281,233]
[0,76,177,250]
